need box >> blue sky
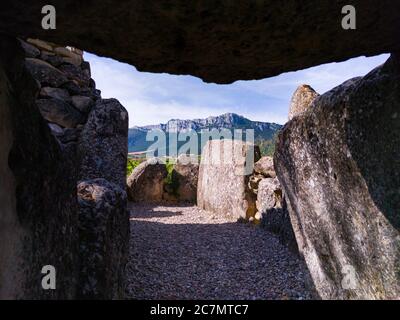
[84,53,389,127]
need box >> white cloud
[85,52,390,127]
[235,54,389,98]
[125,99,232,126]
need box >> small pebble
[125,203,316,300]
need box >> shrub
[164,158,179,195]
[126,159,142,176]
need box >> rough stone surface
[26,38,53,52]
[57,128,82,144]
[61,81,84,96]
[275,54,400,299]
[54,46,76,58]
[172,154,199,203]
[77,96,129,300]
[248,159,297,251]
[24,58,68,87]
[0,3,399,301]
[59,63,90,87]
[61,55,83,67]
[254,156,276,178]
[257,178,281,210]
[127,158,168,203]
[71,95,93,113]
[197,140,261,220]
[0,45,25,299]
[0,1,399,83]
[0,36,79,299]
[40,51,64,68]
[36,98,85,128]
[48,122,64,135]
[40,87,72,102]
[18,38,40,58]
[24,38,104,150]
[257,178,297,252]
[0,36,129,299]
[288,85,319,120]
[126,203,316,299]
[78,98,129,188]
[77,179,129,299]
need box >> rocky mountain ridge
[138,113,281,133]
[128,113,282,155]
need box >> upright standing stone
[173,154,199,203]
[275,55,400,299]
[127,158,168,203]
[77,178,128,299]
[78,98,128,187]
[197,139,260,220]
[78,98,129,299]
[288,84,319,120]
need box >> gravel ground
[125,203,316,300]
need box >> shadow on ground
[125,203,317,300]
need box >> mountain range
[128,113,283,156]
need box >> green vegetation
[258,139,276,157]
[257,133,279,157]
[164,159,179,195]
[127,157,181,195]
[165,159,175,180]
[126,159,142,176]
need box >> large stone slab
[127,158,168,203]
[172,154,199,203]
[24,58,68,87]
[254,156,276,178]
[40,86,72,103]
[0,36,79,299]
[18,39,40,58]
[197,139,260,220]
[77,95,129,300]
[78,98,129,189]
[77,178,129,299]
[36,98,85,128]
[0,35,131,300]
[0,1,399,83]
[275,54,400,299]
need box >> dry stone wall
[0,36,129,299]
[248,156,298,251]
[22,38,100,143]
[0,35,79,299]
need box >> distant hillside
[128,113,282,156]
